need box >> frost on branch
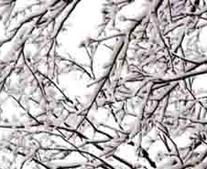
[0,0,207,169]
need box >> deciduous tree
[0,0,207,168]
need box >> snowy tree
[0,0,207,168]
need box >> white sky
[58,0,103,57]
